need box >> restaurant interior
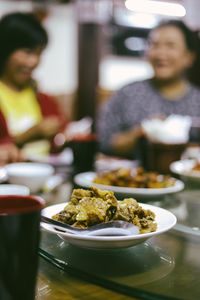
[0,0,200,300]
[2,0,199,120]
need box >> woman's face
[147,25,195,81]
[2,47,43,88]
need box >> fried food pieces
[93,167,175,188]
[52,186,157,233]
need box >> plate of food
[74,168,184,199]
[41,186,177,249]
[170,159,200,182]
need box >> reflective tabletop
[36,174,200,300]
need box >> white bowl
[5,163,54,193]
[0,184,30,195]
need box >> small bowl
[0,184,30,195]
[5,163,54,193]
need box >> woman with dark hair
[0,12,66,164]
[97,19,200,158]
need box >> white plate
[41,202,176,249]
[170,159,200,182]
[74,172,184,199]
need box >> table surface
[36,171,200,300]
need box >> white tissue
[141,115,192,144]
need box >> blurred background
[1,0,200,121]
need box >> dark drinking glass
[0,195,44,300]
[70,134,97,173]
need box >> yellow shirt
[0,81,42,136]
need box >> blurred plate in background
[170,159,200,182]
[74,171,184,200]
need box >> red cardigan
[0,92,67,144]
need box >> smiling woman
[97,20,200,160]
[0,12,67,164]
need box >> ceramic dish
[41,202,177,249]
[74,172,184,199]
[170,159,200,182]
[0,184,30,195]
[5,162,54,193]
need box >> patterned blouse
[96,79,200,155]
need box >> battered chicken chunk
[53,186,118,228]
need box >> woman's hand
[0,143,23,165]
[37,117,62,138]
[111,125,145,156]
[15,116,62,146]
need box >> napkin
[141,114,192,144]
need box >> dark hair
[149,19,200,87]
[0,12,48,74]
[150,19,197,52]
